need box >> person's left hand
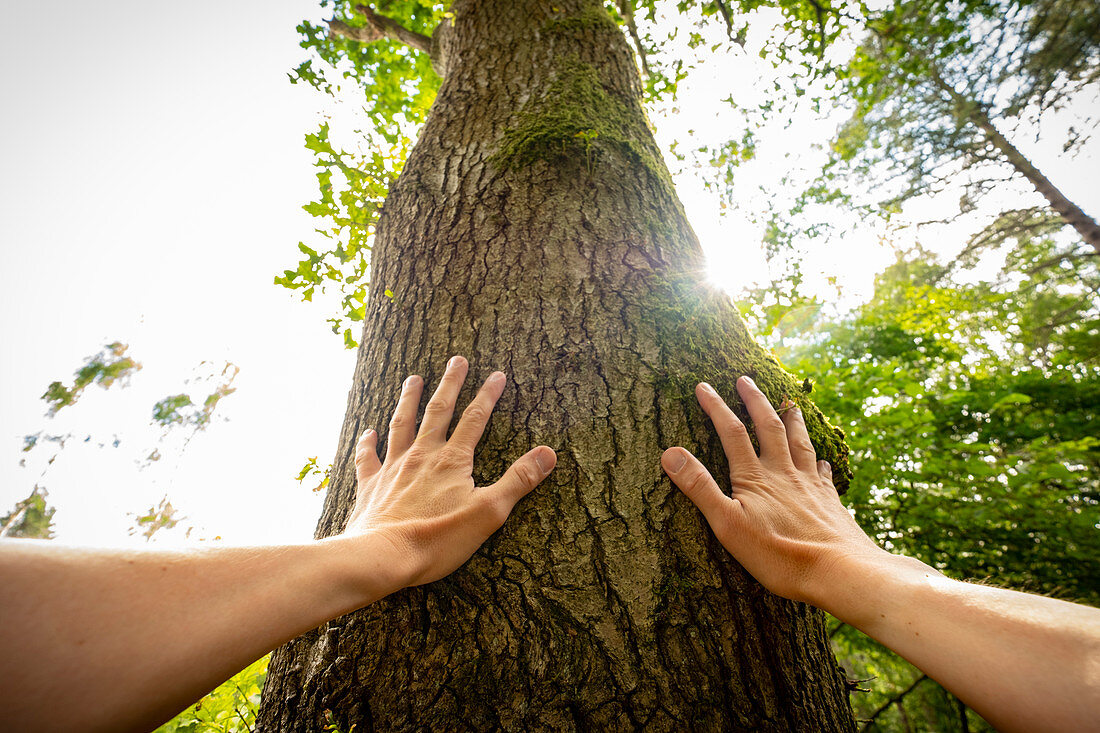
[341,355,556,589]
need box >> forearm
[816,550,1100,732]
[0,536,395,733]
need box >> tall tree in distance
[829,0,1100,251]
[260,1,856,730]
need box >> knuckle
[791,437,816,455]
[683,469,711,497]
[439,446,470,468]
[389,414,409,431]
[733,463,766,484]
[426,398,454,414]
[723,419,749,438]
[462,402,489,424]
[760,416,786,435]
[514,462,538,489]
[402,446,426,468]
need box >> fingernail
[670,452,687,473]
[699,382,715,394]
[743,376,756,388]
[403,375,414,389]
[447,356,458,368]
[362,428,375,440]
[489,371,505,386]
[823,460,831,472]
[535,450,548,473]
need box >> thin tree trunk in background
[971,110,1100,253]
[258,1,855,729]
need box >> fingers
[449,371,507,453]
[355,428,382,482]
[661,447,732,530]
[386,374,424,460]
[487,446,556,505]
[418,356,469,442]
[780,401,818,472]
[695,382,758,469]
[736,376,791,465]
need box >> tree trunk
[928,63,1100,253]
[258,1,855,730]
[970,109,1100,254]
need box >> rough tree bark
[259,1,856,730]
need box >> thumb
[489,446,556,504]
[662,447,730,530]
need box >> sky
[0,0,347,544]
[1,1,1096,546]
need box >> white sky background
[0,0,346,545]
[1,1,1097,546]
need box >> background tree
[260,0,858,730]
[829,0,1100,250]
[691,0,1098,289]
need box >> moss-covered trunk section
[258,0,855,730]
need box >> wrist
[803,547,889,612]
[319,532,414,612]
[808,548,941,629]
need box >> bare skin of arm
[661,377,1100,733]
[0,356,557,733]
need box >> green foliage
[0,486,56,539]
[151,364,239,431]
[295,456,332,492]
[152,394,195,427]
[291,2,444,143]
[690,0,1098,284]
[130,497,186,542]
[41,342,142,416]
[13,351,241,542]
[157,655,268,733]
[827,0,1100,204]
[743,237,1099,728]
[279,1,445,347]
[274,123,405,348]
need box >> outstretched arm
[661,377,1100,733]
[0,356,556,733]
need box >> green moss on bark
[541,7,620,35]
[491,56,670,186]
[649,277,852,492]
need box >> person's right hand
[661,376,884,605]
